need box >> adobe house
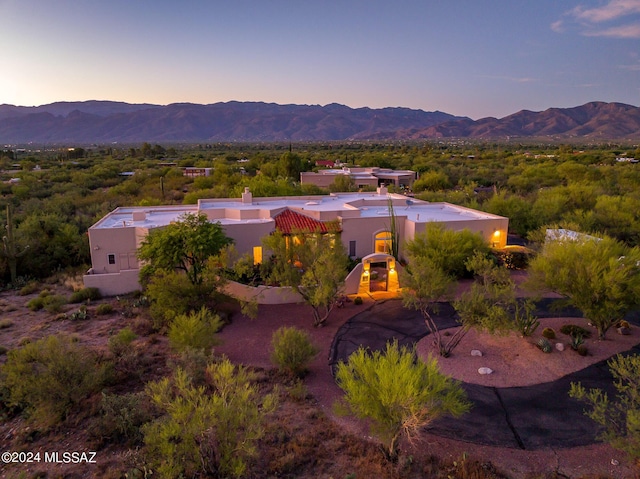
[84,186,508,296]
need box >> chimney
[242,187,252,204]
[377,185,388,196]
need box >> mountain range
[1,100,639,144]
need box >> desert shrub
[270,326,319,378]
[95,392,151,444]
[0,346,7,355]
[43,294,67,313]
[28,294,67,313]
[142,360,278,479]
[145,270,220,330]
[168,347,211,385]
[69,287,102,304]
[0,319,13,329]
[615,320,631,329]
[167,307,223,354]
[536,337,552,353]
[570,353,640,462]
[96,303,114,315]
[19,282,39,296]
[0,334,110,428]
[108,327,137,358]
[354,296,363,305]
[542,327,556,339]
[560,324,592,338]
[26,296,44,311]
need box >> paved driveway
[329,299,640,450]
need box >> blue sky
[1,0,639,119]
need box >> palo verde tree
[335,341,470,460]
[262,228,349,327]
[569,353,640,463]
[401,224,490,356]
[527,234,640,339]
[138,212,233,286]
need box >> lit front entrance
[358,253,399,295]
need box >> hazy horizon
[2,1,640,120]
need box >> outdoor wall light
[493,230,500,237]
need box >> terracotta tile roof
[274,208,341,235]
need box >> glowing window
[375,231,392,254]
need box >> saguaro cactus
[2,205,29,284]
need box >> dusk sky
[1,0,639,119]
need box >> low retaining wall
[83,269,141,296]
[222,280,304,304]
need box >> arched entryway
[357,253,399,295]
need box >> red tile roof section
[274,208,341,235]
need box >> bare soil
[0,278,639,479]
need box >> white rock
[478,367,493,375]
[611,459,619,466]
[556,343,565,352]
[470,349,483,357]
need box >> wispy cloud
[584,22,640,37]
[554,0,640,38]
[571,0,640,23]
[477,75,539,83]
[619,62,640,70]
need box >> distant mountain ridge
[364,102,640,141]
[0,100,639,143]
[0,101,460,143]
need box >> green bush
[143,360,278,479]
[145,270,219,330]
[560,324,592,339]
[0,346,7,356]
[270,326,319,377]
[570,353,640,462]
[0,335,110,428]
[542,327,556,339]
[108,327,137,358]
[167,307,223,354]
[19,282,40,296]
[354,296,363,305]
[96,303,114,315]
[27,294,67,313]
[69,287,102,304]
[26,296,44,311]
[95,392,151,444]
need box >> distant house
[301,167,416,189]
[616,157,638,163]
[315,160,335,168]
[84,186,508,296]
[182,167,213,177]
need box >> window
[349,240,356,257]
[107,254,116,265]
[374,231,392,254]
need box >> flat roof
[91,191,505,230]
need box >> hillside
[1,100,639,143]
[0,101,460,143]
[364,102,640,140]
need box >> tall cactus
[2,205,29,284]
